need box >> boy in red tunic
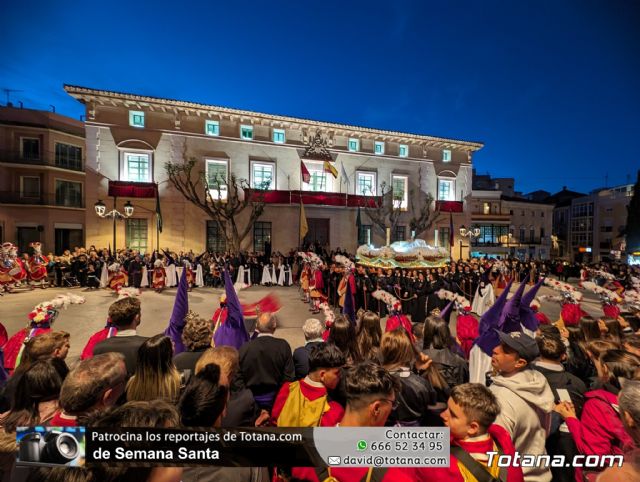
[271,343,345,427]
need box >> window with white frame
[129,111,145,128]
[251,161,275,190]
[303,161,333,192]
[348,138,359,152]
[399,144,409,157]
[122,152,152,182]
[20,176,40,198]
[442,149,452,162]
[240,125,253,140]
[391,175,408,210]
[206,159,229,201]
[437,178,455,201]
[272,129,285,144]
[356,171,377,196]
[374,141,385,155]
[205,120,220,136]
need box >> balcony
[0,191,85,208]
[0,149,84,172]
[436,200,464,212]
[246,189,381,208]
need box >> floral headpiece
[581,281,622,306]
[372,289,401,312]
[436,289,471,311]
[28,293,85,326]
[543,278,583,303]
[117,287,141,300]
[319,302,335,327]
[335,255,355,272]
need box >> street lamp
[459,225,480,260]
[94,198,135,252]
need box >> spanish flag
[323,160,338,178]
[300,201,309,240]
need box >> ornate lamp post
[94,198,134,252]
[459,225,480,260]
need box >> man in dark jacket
[292,318,325,379]
[533,332,587,482]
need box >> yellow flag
[300,201,309,239]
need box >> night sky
[1,0,639,194]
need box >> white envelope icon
[328,456,341,465]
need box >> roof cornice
[64,84,484,152]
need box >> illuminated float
[356,239,449,269]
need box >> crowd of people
[1,239,640,481]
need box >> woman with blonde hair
[355,311,382,363]
[126,335,181,403]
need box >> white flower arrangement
[581,281,622,304]
[591,270,616,281]
[543,277,583,302]
[117,287,141,300]
[436,289,471,310]
[335,255,355,271]
[372,289,401,311]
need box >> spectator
[291,362,413,481]
[355,311,382,363]
[555,349,640,481]
[532,333,586,482]
[49,353,127,427]
[381,329,438,426]
[126,335,181,403]
[239,312,295,410]
[412,383,524,482]
[173,312,212,372]
[490,331,555,482]
[196,346,264,427]
[623,334,640,357]
[177,364,269,481]
[327,315,361,365]
[93,297,148,375]
[272,343,345,427]
[292,318,325,379]
[422,315,469,388]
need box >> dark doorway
[17,227,40,253]
[55,229,84,255]
[304,218,330,247]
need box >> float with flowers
[356,239,449,269]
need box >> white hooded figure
[471,281,495,316]
[99,263,109,288]
[278,264,292,286]
[195,263,204,287]
[261,264,272,285]
[166,263,177,287]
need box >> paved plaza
[0,280,608,366]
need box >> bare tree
[165,157,268,252]
[364,167,440,243]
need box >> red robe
[603,304,620,319]
[80,326,118,360]
[152,267,166,289]
[456,313,479,359]
[109,269,128,292]
[271,378,344,427]
[28,255,49,281]
[292,467,414,482]
[561,303,588,326]
[4,326,51,373]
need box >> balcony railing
[0,149,84,172]
[245,189,381,208]
[0,191,85,208]
[436,200,464,212]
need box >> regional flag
[300,201,309,240]
[301,161,311,184]
[324,160,338,179]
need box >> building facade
[64,86,482,257]
[0,106,86,254]
[469,190,553,260]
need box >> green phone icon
[357,440,367,451]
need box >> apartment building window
[253,222,272,252]
[391,175,408,209]
[374,141,385,155]
[442,149,452,162]
[532,211,535,217]
[125,218,148,253]
[206,159,228,201]
[21,138,40,160]
[206,221,226,252]
[519,226,525,244]
[398,144,409,157]
[251,161,275,190]
[272,129,285,144]
[359,224,372,245]
[240,125,253,140]
[483,202,490,215]
[348,138,359,152]
[20,176,40,198]
[438,228,450,248]
[393,225,406,242]
[303,161,333,192]
[205,120,220,136]
[356,171,376,196]
[541,211,544,217]
[540,227,545,239]
[55,143,82,170]
[438,178,455,201]
[55,180,82,208]
[529,227,535,243]
[123,152,151,182]
[129,110,145,128]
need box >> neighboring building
[64,85,483,257]
[469,189,553,260]
[472,169,515,197]
[545,187,586,260]
[0,105,86,254]
[592,184,633,262]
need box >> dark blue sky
[2,0,639,194]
